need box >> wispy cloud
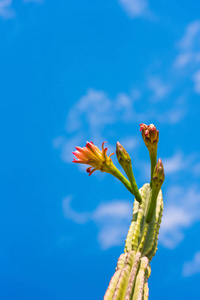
[162,151,200,177]
[54,89,144,164]
[148,77,171,102]
[160,185,200,248]
[193,162,200,176]
[54,87,187,165]
[174,20,200,69]
[63,181,200,251]
[0,0,43,19]
[173,20,200,95]
[192,70,200,94]
[117,0,151,18]
[178,20,200,50]
[0,0,15,19]
[63,197,132,249]
[67,89,117,135]
[66,89,137,137]
[163,152,192,175]
[62,196,91,224]
[183,251,200,277]
[53,134,84,163]
[119,136,140,151]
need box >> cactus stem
[113,251,135,300]
[126,167,142,203]
[111,165,135,195]
[125,252,141,300]
[137,257,149,300]
[116,142,142,203]
[150,151,157,188]
[146,188,158,223]
[143,282,149,300]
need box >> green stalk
[115,142,142,203]
[146,188,159,223]
[149,150,157,187]
[104,184,164,300]
[110,165,134,195]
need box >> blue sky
[1,0,200,299]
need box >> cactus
[73,124,165,299]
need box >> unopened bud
[140,123,159,153]
[152,159,165,188]
[116,141,131,168]
[146,159,165,223]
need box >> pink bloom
[73,141,114,176]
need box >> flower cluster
[73,141,114,176]
[140,123,159,152]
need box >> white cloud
[64,183,200,250]
[62,196,90,224]
[163,152,188,175]
[0,0,15,18]
[192,70,200,94]
[175,20,200,69]
[66,89,116,137]
[56,89,145,164]
[174,20,200,94]
[148,77,171,102]
[53,134,84,163]
[117,0,150,18]
[93,201,132,249]
[55,88,187,165]
[163,107,185,124]
[178,20,200,50]
[63,197,132,250]
[0,0,43,19]
[66,89,136,138]
[130,89,141,101]
[159,185,200,248]
[159,206,190,248]
[154,96,186,124]
[162,151,200,177]
[183,252,200,277]
[193,162,200,176]
[119,136,139,151]
[92,201,132,220]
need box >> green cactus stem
[104,183,164,300]
[116,142,142,203]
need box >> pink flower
[73,141,114,176]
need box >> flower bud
[140,123,159,153]
[116,141,131,168]
[152,159,165,189]
[146,159,165,223]
[140,123,159,187]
